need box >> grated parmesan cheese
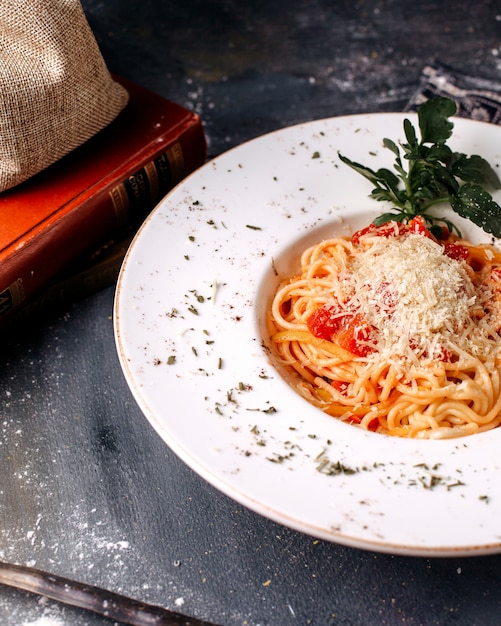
[341,234,493,360]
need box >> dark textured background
[0,1,500,624]
[82,0,501,156]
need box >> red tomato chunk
[307,304,375,357]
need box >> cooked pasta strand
[267,221,501,438]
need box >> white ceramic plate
[114,113,501,556]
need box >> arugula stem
[421,197,450,212]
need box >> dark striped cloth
[405,62,501,125]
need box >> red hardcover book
[0,75,207,323]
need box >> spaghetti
[268,217,501,438]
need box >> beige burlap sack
[0,0,129,192]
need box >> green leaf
[418,97,457,144]
[337,153,380,185]
[370,188,395,203]
[436,216,463,237]
[429,163,460,196]
[382,137,400,157]
[374,167,401,192]
[428,224,446,239]
[409,160,450,200]
[425,143,453,163]
[403,119,418,149]
[450,153,501,189]
[373,211,407,225]
[449,183,501,237]
[338,97,501,240]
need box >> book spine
[0,278,24,318]
[0,237,133,335]
[109,141,186,228]
[0,119,206,324]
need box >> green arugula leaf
[428,163,459,196]
[417,97,456,144]
[373,168,401,191]
[425,143,453,163]
[450,183,501,237]
[373,211,407,225]
[337,153,379,183]
[450,153,501,189]
[382,137,400,157]
[338,96,501,238]
[403,118,418,149]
